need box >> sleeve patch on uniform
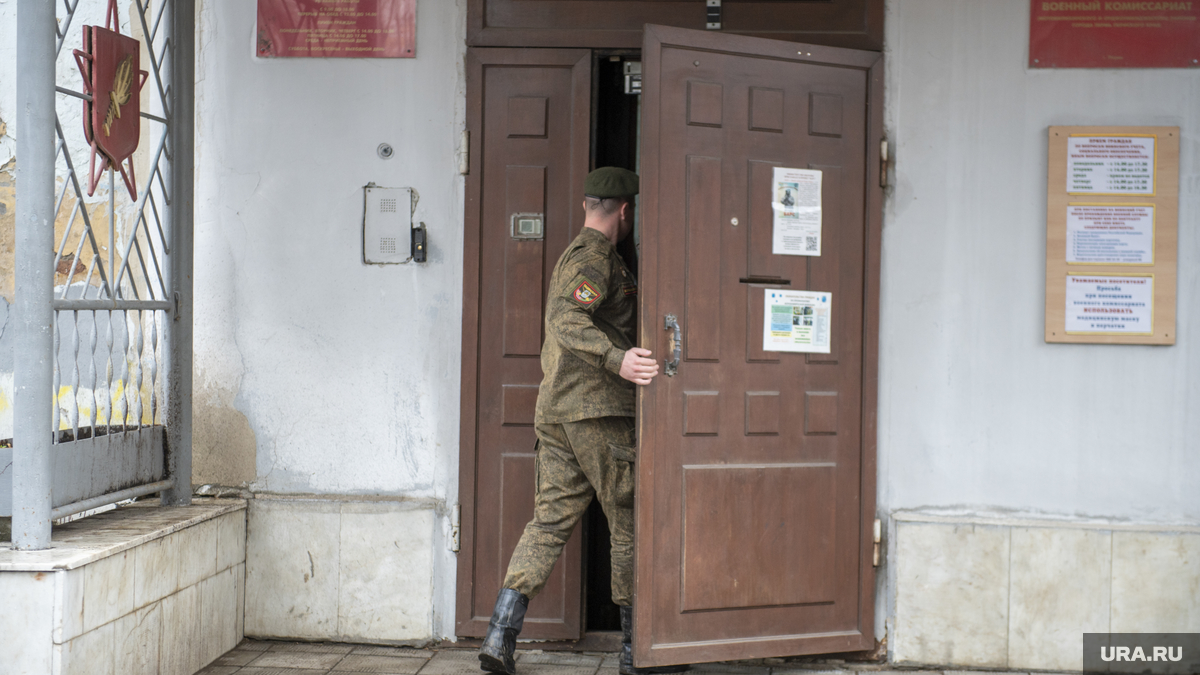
[623,284,638,297]
[573,280,601,305]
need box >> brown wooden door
[457,47,592,640]
[634,25,883,666]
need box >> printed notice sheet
[763,290,832,353]
[1067,135,1155,195]
[1066,204,1154,265]
[772,167,822,256]
[1065,275,1153,335]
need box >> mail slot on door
[511,213,544,240]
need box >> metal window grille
[9,0,194,549]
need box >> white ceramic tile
[113,602,161,675]
[82,550,134,633]
[216,511,247,573]
[159,584,203,675]
[1008,527,1111,671]
[893,521,1010,668]
[0,502,245,573]
[1112,531,1200,632]
[60,621,115,675]
[235,562,246,643]
[54,568,85,644]
[178,518,219,590]
[133,534,180,608]
[200,566,240,668]
[244,499,341,639]
[337,503,434,641]
[0,571,56,675]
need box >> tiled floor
[200,640,1034,675]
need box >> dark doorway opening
[583,50,641,634]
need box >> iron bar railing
[10,0,193,548]
[52,479,174,521]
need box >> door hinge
[459,130,470,176]
[450,503,462,552]
[706,0,722,29]
[872,518,882,567]
[879,139,889,188]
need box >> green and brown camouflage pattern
[503,417,637,606]
[534,227,638,425]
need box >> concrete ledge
[892,509,1200,534]
[0,499,246,571]
[0,499,247,675]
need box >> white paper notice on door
[763,289,832,353]
[772,167,822,256]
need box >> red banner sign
[257,0,415,58]
[1030,1,1200,67]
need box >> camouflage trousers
[503,416,636,606]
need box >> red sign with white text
[257,0,415,58]
[1030,0,1200,67]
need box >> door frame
[456,30,886,653]
[466,0,884,51]
[633,23,885,665]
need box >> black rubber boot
[479,588,529,674]
[619,605,690,675]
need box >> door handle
[664,314,682,377]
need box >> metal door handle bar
[664,314,682,377]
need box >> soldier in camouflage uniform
[480,168,686,675]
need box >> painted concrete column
[12,0,58,549]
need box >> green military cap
[584,167,639,199]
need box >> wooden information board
[1045,126,1178,345]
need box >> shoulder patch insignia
[623,284,638,297]
[573,280,600,306]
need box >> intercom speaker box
[363,184,427,264]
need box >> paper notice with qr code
[772,167,822,256]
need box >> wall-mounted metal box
[364,185,413,264]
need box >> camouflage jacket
[535,227,638,424]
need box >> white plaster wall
[194,0,466,639]
[879,0,1200,524]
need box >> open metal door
[634,24,883,666]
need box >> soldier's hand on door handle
[619,347,659,385]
